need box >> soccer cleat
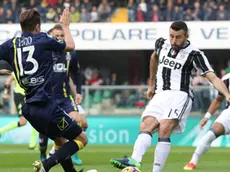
[184,162,196,170]
[33,160,46,172]
[72,153,83,165]
[110,156,141,170]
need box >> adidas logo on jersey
[159,56,182,70]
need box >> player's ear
[35,24,41,34]
[185,33,189,39]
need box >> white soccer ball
[121,166,141,172]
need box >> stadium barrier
[1,115,230,147]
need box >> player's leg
[0,93,26,135]
[39,133,49,160]
[184,109,230,170]
[152,91,192,172]
[69,110,84,165]
[152,119,178,172]
[111,116,159,169]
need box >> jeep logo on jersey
[159,56,182,70]
[53,63,67,72]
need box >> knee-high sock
[153,138,171,172]
[39,133,49,158]
[190,130,217,165]
[131,131,152,162]
[0,122,19,134]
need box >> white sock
[153,140,171,172]
[131,133,152,162]
[190,130,216,165]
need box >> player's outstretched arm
[200,95,224,129]
[205,72,230,102]
[147,52,158,100]
[60,8,75,51]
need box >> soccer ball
[121,167,141,172]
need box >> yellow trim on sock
[73,140,84,150]
[54,142,60,151]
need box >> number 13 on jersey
[16,45,38,76]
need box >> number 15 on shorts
[168,109,179,117]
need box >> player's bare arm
[147,52,158,100]
[2,74,14,99]
[205,72,230,102]
[200,95,224,129]
[69,77,82,104]
[59,8,75,51]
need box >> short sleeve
[45,33,66,52]
[0,39,11,61]
[154,37,165,56]
[193,51,214,76]
[218,77,229,96]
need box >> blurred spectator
[90,70,103,86]
[183,8,194,21]
[46,7,56,23]
[70,6,80,22]
[204,7,216,20]
[54,7,62,23]
[98,0,111,22]
[27,0,37,9]
[73,0,82,11]
[82,0,92,12]
[63,0,71,8]
[139,0,147,20]
[90,6,99,22]
[110,72,118,85]
[166,1,173,21]
[37,0,48,22]
[9,0,19,23]
[2,0,10,10]
[6,9,14,23]
[172,5,183,20]
[150,4,160,21]
[127,0,136,22]
[193,1,203,21]
[0,7,6,23]
[216,4,228,20]
[80,7,90,22]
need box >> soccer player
[39,24,87,165]
[184,73,230,170]
[110,21,230,172]
[0,8,87,172]
[1,72,38,149]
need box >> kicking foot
[184,162,196,170]
[72,153,83,165]
[110,156,141,170]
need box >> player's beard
[172,39,187,52]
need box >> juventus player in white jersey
[110,21,230,172]
[184,73,230,170]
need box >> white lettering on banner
[0,22,230,50]
[88,124,129,144]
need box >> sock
[39,133,49,158]
[29,127,38,148]
[153,138,171,172]
[190,130,216,165]
[131,131,152,162]
[42,140,80,171]
[0,122,18,134]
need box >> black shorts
[22,99,82,140]
[56,97,78,114]
[13,92,25,117]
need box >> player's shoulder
[183,41,203,55]
[222,73,230,81]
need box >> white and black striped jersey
[218,73,230,109]
[154,37,214,97]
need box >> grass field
[0,144,230,172]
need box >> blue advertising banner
[0,115,229,147]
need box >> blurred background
[0,0,230,146]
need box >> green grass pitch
[0,144,230,172]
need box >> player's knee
[140,116,159,132]
[212,122,225,136]
[82,121,88,131]
[159,119,178,137]
[74,131,88,149]
[19,116,27,126]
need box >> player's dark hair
[170,21,188,34]
[19,9,41,32]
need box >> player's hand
[0,69,11,75]
[60,8,70,27]
[199,118,208,129]
[75,93,83,104]
[2,93,9,100]
[146,87,154,100]
[225,94,230,102]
